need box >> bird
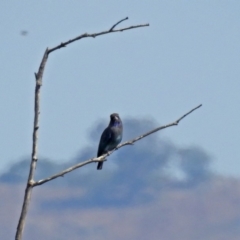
[97,113,123,170]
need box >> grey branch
[48,19,149,54]
[33,104,202,187]
[15,17,149,240]
[15,50,48,240]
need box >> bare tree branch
[124,104,202,143]
[15,18,149,240]
[48,19,149,54]
[33,104,202,187]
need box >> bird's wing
[97,127,112,156]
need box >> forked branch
[48,17,149,54]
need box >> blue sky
[1,0,240,178]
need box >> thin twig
[126,104,202,142]
[33,104,202,187]
[109,17,128,31]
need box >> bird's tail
[97,161,103,170]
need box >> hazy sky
[1,1,240,177]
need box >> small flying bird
[97,113,123,170]
[20,30,28,36]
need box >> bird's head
[110,113,122,126]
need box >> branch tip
[109,17,129,31]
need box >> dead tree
[15,17,201,240]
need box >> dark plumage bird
[97,113,123,170]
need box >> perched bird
[97,113,123,170]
